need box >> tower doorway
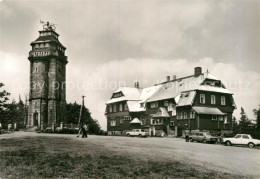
[33,112,38,126]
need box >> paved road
[1,132,260,178]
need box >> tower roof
[30,21,66,49]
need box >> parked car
[126,129,149,137]
[190,132,218,144]
[223,134,260,148]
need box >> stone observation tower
[27,21,68,129]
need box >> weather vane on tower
[40,20,57,31]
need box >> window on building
[164,101,168,106]
[120,117,123,124]
[224,115,228,124]
[151,118,163,125]
[171,105,176,116]
[40,44,44,48]
[45,43,50,48]
[212,115,217,121]
[124,103,128,111]
[180,112,183,119]
[168,103,173,111]
[35,67,38,73]
[211,95,216,104]
[221,96,226,105]
[35,44,39,48]
[110,120,116,126]
[150,102,158,108]
[170,121,174,126]
[140,116,145,125]
[218,116,223,121]
[190,111,195,119]
[113,92,122,98]
[184,111,187,119]
[119,103,123,111]
[124,116,131,120]
[200,94,205,104]
[108,105,112,113]
[113,104,117,112]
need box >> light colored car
[223,134,260,148]
[190,132,218,144]
[126,129,149,137]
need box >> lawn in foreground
[0,136,241,178]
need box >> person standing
[82,123,88,138]
[185,131,189,142]
[8,124,12,134]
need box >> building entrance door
[33,112,38,126]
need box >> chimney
[194,67,202,77]
[166,76,170,82]
[172,75,176,80]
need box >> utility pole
[78,95,85,125]
[77,95,85,137]
[24,94,28,128]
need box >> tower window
[58,66,61,73]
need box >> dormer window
[113,92,122,98]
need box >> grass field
[0,134,243,178]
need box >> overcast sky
[0,0,259,130]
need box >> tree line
[0,82,105,135]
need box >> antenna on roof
[40,20,57,31]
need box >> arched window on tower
[58,66,62,73]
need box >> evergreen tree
[239,107,254,134]
[253,105,260,128]
[0,83,10,127]
[232,116,239,134]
